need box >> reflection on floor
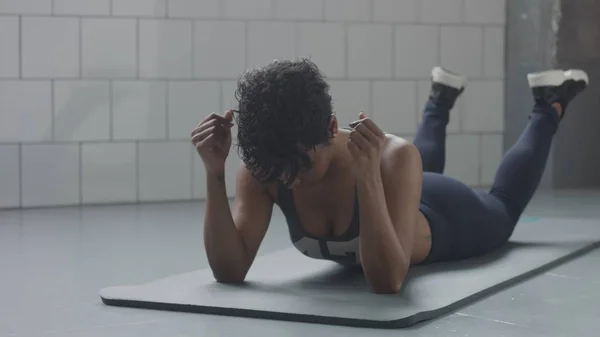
[1,189,599,337]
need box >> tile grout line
[190,20,195,78]
[109,0,113,15]
[165,81,170,140]
[0,13,506,27]
[343,23,348,80]
[190,145,195,199]
[51,80,55,141]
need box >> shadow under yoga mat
[100,217,600,328]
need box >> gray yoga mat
[100,217,600,328]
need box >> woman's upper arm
[231,163,275,264]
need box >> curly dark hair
[233,59,333,185]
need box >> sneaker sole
[527,70,566,88]
[565,69,589,84]
[431,66,467,90]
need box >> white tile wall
[247,22,295,67]
[193,21,245,78]
[82,18,137,78]
[480,134,504,186]
[372,81,417,134]
[395,25,439,78]
[112,0,166,17]
[372,0,417,23]
[53,81,111,141]
[484,27,505,78]
[168,81,220,140]
[347,24,393,79]
[0,145,20,208]
[0,17,18,78]
[0,81,52,142]
[224,0,273,19]
[22,17,80,78]
[297,23,345,79]
[168,0,220,19]
[328,81,370,126]
[419,0,463,24]
[0,0,507,207]
[441,26,484,78]
[325,0,370,22]
[112,81,167,140]
[462,80,504,132]
[138,141,192,201]
[0,0,51,14]
[275,0,323,21]
[81,142,136,203]
[139,19,192,79]
[21,144,80,207]
[445,134,480,186]
[53,0,110,16]
[465,0,506,25]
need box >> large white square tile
[247,22,295,68]
[484,27,505,78]
[0,17,18,78]
[168,81,220,140]
[0,0,51,14]
[347,24,393,78]
[462,80,504,132]
[224,0,273,19]
[419,0,463,23]
[0,145,19,208]
[54,81,110,141]
[138,141,192,201]
[193,21,245,79]
[297,23,345,79]
[441,26,483,78]
[168,0,220,18]
[22,17,79,78]
[53,0,110,15]
[325,0,370,22]
[139,19,192,79]
[193,145,241,198]
[465,0,506,25]
[82,18,137,78]
[21,144,80,207]
[372,0,417,23]
[445,134,480,186]
[81,142,136,203]
[275,0,323,20]
[112,81,167,140]
[480,134,504,186]
[112,0,166,17]
[328,81,370,126]
[417,80,461,133]
[372,81,417,134]
[395,25,439,78]
[0,81,52,142]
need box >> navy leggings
[414,99,560,263]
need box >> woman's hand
[347,112,386,180]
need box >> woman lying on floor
[191,59,588,294]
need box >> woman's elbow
[370,280,403,294]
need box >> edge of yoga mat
[99,218,600,329]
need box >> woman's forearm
[203,171,250,282]
[356,174,409,293]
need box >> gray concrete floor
[1,189,600,336]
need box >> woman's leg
[421,69,589,263]
[488,69,589,224]
[413,67,466,173]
